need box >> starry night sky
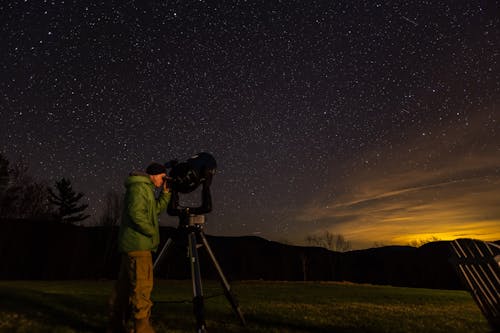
[1,1,499,249]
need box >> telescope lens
[168,152,216,193]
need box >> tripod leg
[153,237,174,271]
[188,231,207,333]
[199,232,246,326]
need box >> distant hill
[2,218,496,290]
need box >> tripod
[154,187,245,333]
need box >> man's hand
[163,176,172,193]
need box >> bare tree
[100,190,124,275]
[99,190,123,226]
[20,180,53,219]
[333,234,351,252]
[306,231,351,252]
[0,160,52,219]
[306,234,321,247]
[325,231,334,250]
[0,153,8,196]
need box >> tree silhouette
[0,154,9,208]
[99,190,124,275]
[98,190,123,226]
[0,154,10,217]
[0,158,52,219]
[48,178,90,223]
[306,231,351,252]
[0,153,8,195]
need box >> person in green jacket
[107,162,171,333]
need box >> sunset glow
[295,109,500,249]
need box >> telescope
[155,152,245,333]
[165,152,216,217]
[165,152,216,194]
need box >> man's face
[150,173,167,188]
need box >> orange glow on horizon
[296,110,500,250]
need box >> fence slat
[450,239,500,331]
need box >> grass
[0,280,491,333]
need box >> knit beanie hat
[146,162,166,175]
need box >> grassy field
[0,280,490,333]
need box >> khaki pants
[109,251,154,329]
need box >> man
[108,162,171,333]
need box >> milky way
[1,1,498,248]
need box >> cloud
[295,106,500,248]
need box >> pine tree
[48,178,90,223]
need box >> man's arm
[155,190,171,214]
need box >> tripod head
[167,183,212,228]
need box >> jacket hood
[125,171,153,188]
[129,170,150,177]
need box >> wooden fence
[450,239,500,331]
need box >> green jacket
[118,172,171,253]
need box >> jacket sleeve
[155,191,171,215]
[126,184,155,237]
